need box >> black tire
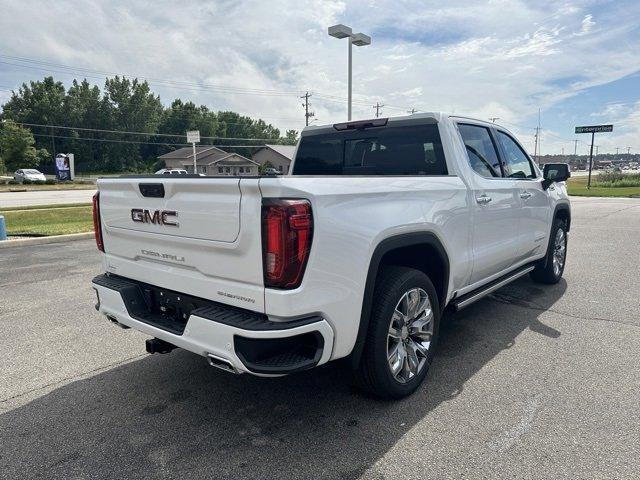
[530,217,568,284]
[354,266,440,399]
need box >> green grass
[0,205,93,236]
[567,176,640,198]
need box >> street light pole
[348,35,352,120]
[328,24,371,121]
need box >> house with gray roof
[158,146,259,176]
[252,144,296,174]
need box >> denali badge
[141,249,185,262]
[131,209,178,226]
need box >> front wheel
[530,218,568,284]
[354,266,440,399]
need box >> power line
[0,55,301,97]
[1,55,422,118]
[31,132,270,148]
[12,121,281,141]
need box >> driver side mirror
[542,163,570,190]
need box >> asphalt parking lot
[1,196,639,480]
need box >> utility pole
[373,102,384,118]
[300,91,315,126]
[626,146,631,155]
[616,147,619,156]
[573,139,578,156]
[561,147,564,156]
[489,117,499,123]
[533,127,539,161]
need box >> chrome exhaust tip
[207,354,239,374]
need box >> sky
[0,0,639,155]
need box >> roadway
[0,189,96,208]
[1,196,639,479]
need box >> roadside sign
[186,130,200,174]
[575,125,613,134]
[574,124,614,189]
[55,153,71,181]
[186,130,200,143]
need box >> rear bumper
[92,274,334,376]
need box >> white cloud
[577,14,596,36]
[0,0,638,153]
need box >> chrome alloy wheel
[552,228,566,277]
[387,287,434,383]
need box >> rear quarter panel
[259,176,471,360]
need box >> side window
[457,124,502,178]
[496,131,535,178]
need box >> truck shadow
[1,278,565,480]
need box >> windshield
[24,170,41,174]
[293,124,447,176]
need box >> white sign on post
[186,130,200,174]
[186,130,200,143]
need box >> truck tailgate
[97,177,265,311]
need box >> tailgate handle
[139,183,165,198]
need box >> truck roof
[301,112,506,136]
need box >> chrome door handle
[476,195,492,205]
[519,191,532,199]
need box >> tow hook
[145,338,177,354]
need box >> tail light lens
[261,199,313,289]
[92,192,104,252]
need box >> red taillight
[261,199,313,289]
[92,192,104,252]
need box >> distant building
[252,144,296,174]
[158,146,259,175]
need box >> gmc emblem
[131,209,179,227]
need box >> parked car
[14,169,46,183]
[91,113,571,399]
[155,168,188,175]
[262,167,280,175]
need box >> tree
[0,120,39,171]
[63,79,108,170]
[1,77,66,155]
[1,75,296,173]
[283,129,298,145]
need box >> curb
[0,232,94,249]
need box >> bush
[33,180,46,185]
[22,178,32,185]
[595,172,640,188]
[8,180,18,185]
[45,178,57,185]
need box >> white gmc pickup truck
[92,113,571,399]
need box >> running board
[450,264,535,311]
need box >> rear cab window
[457,123,502,178]
[293,124,448,176]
